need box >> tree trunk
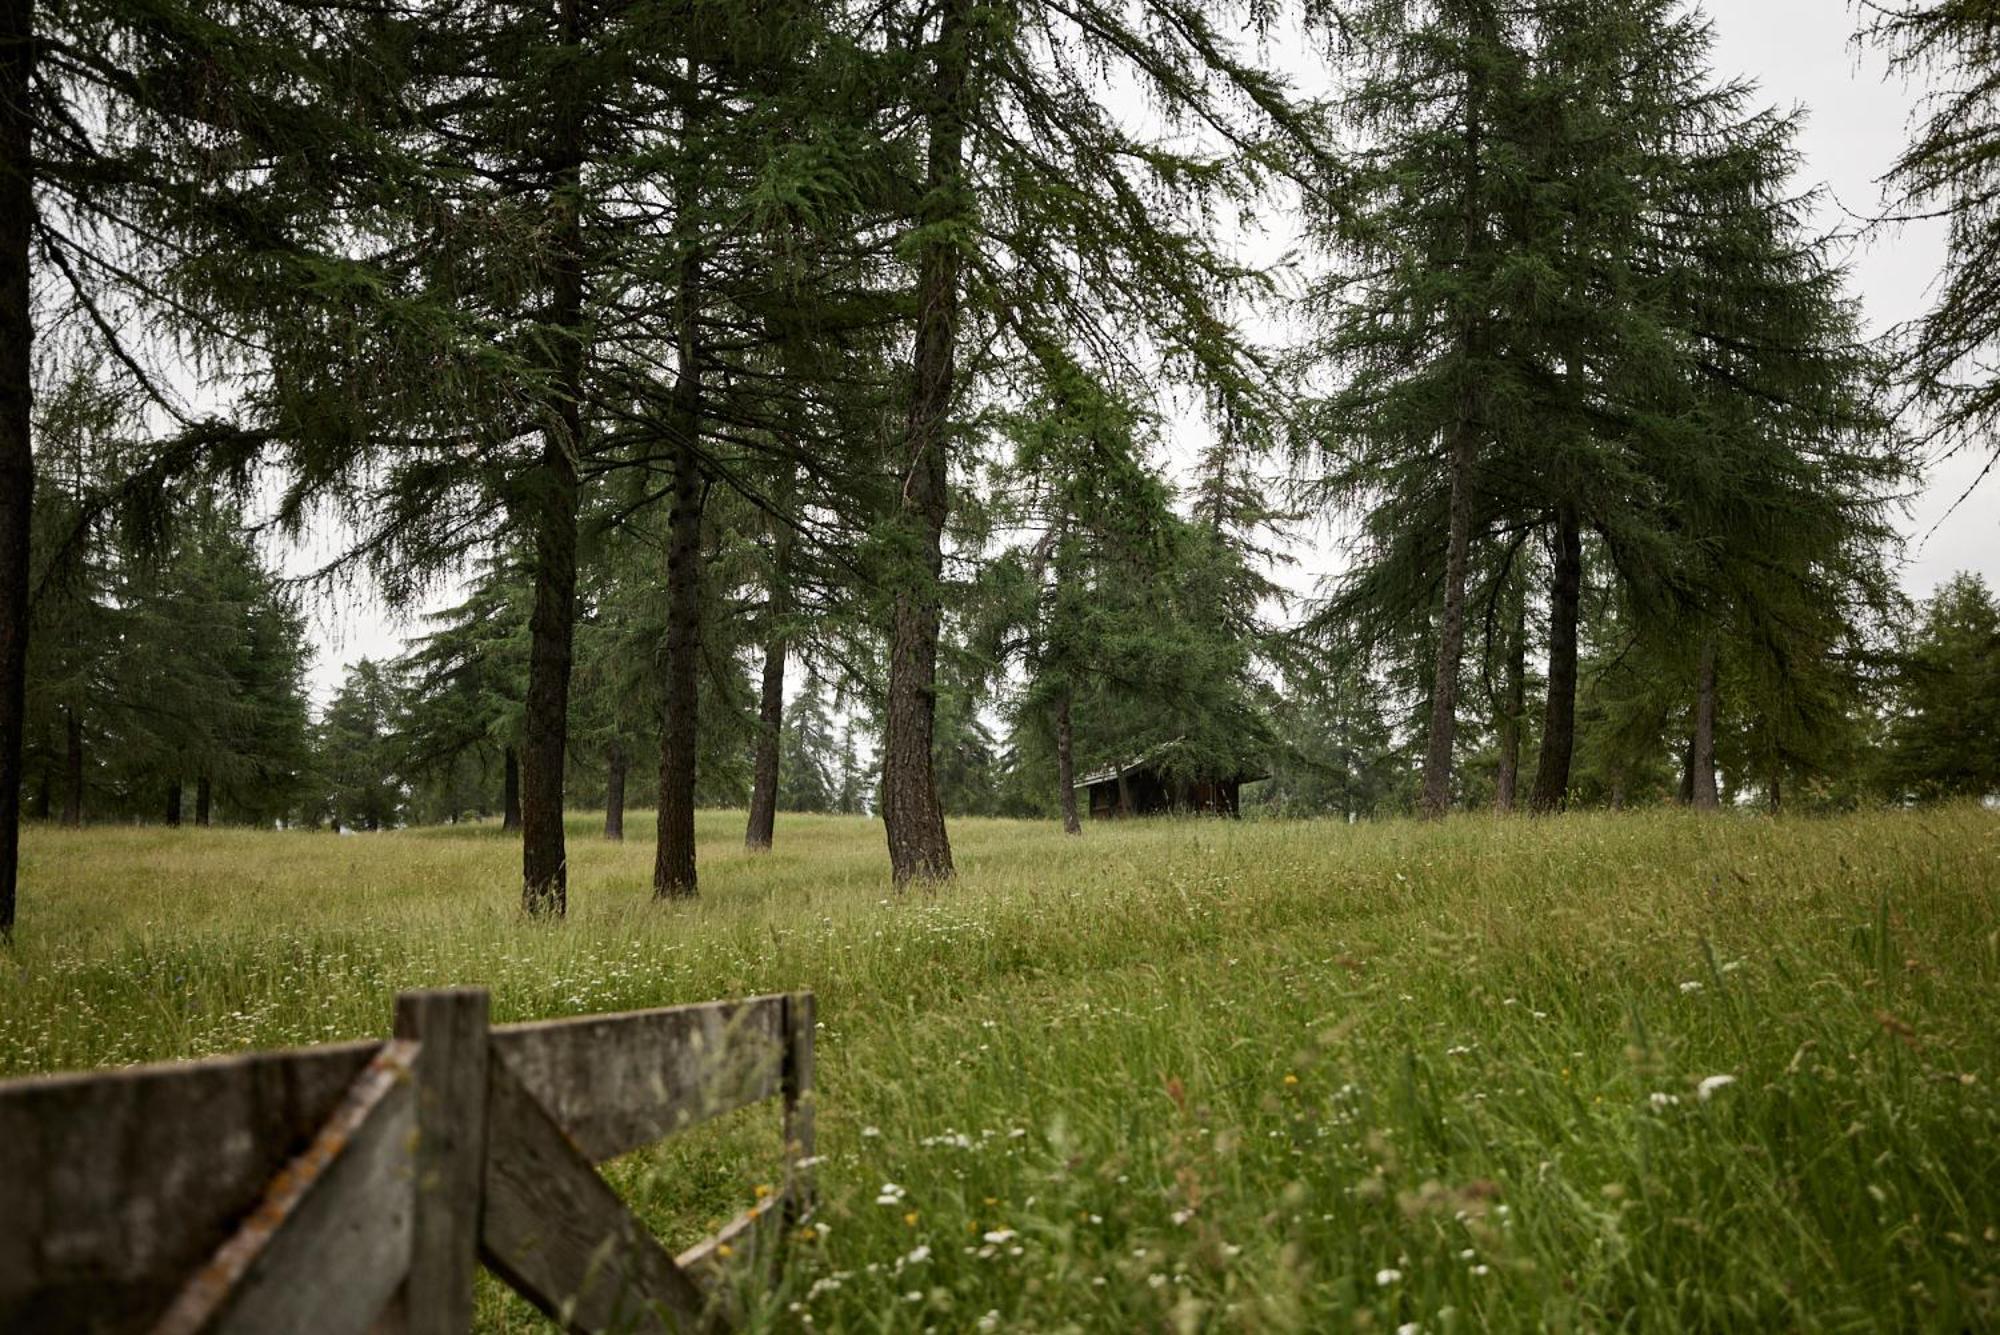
[0,0,33,939]
[1609,770,1627,811]
[882,0,970,888]
[165,781,183,828]
[744,635,785,853]
[1419,429,1476,820]
[1530,505,1582,813]
[1768,772,1781,814]
[1056,688,1081,835]
[1115,766,1133,817]
[745,474,795,854]
[502,745,522,831]
[654,90,704,900]
[195,775,212,827]
[1494,592,1525,813]
[1691,635,1719,811]
[520,0,588,918]
[62,706,81,828]
[1678,736,1695,805]
[604,743,626,842]
[1418,57,1487,823]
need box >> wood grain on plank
[490,995,787,1162]
[150,1038,419,1335]
[0,1040,379,1333]
[479,1058,708,1334]
[392,989,491,1335]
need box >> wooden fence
[0,988,816,1335]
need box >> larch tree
[872,0,1308,884]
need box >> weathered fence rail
[0,988,815,1335]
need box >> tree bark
[654,83,704,900]
[165,780,183,828]
[1530,505,1582,813]
[195,775,212,827]
[1768,772,1781,815]
[744,634,785,852]
[744,474,795,854]
[1056,687,1081,835]
[62,706,81,827]
[604,742,626,842]
[1678,736,1695,805]
[882,0,970,888]
[520,0,587,917]
[1419,49,1487,824]
[1691,635,1719,811]
[502,745,522,832]
[1419,430,1476,820]
[1494,593,1525,813]
[0,0,32,939]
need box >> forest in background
[4,0,2000,936]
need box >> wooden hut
[1075,755,1262,819]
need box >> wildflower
[716,1244,734,1259]
[1148,1274,1169,1289]
[903,1291,924,1304]
[1697,1074,1737,1101]
[1649,1092,1679,1110]
[983,1229,1017,1245]
[1283,1073,1300,1086]
[1470,1264,1491,1276]
[1398,1325,1423,1335]
[875,1183,907,1206]
[1376,1268,1403,1286]
[904,1211,920,1226]
[977,1313,1001,1333]
[1679,980,1703,994]
[754,1183,773,1199]
[1171,1208,1195,1226]
[861,1125,882,1138]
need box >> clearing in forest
[4,806,1997,1330]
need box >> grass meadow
[5,807,1998,1331]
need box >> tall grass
[5,807,1997,1330]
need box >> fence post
[394,988,491,1335]
[781,991,816,1221]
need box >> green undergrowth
[5,807,1998,1330]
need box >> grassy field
[5,807,1999,1331]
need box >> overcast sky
[289,0,1996,702]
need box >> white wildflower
[903,1245,931,1266]
[1679,980,1703,994]
[1649,1092,1679,1110]
[1697,1074,1737,1101]
[982,1229,1017,1245]
[1376,1268,1403,1287]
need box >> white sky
[289,0,1996,702]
